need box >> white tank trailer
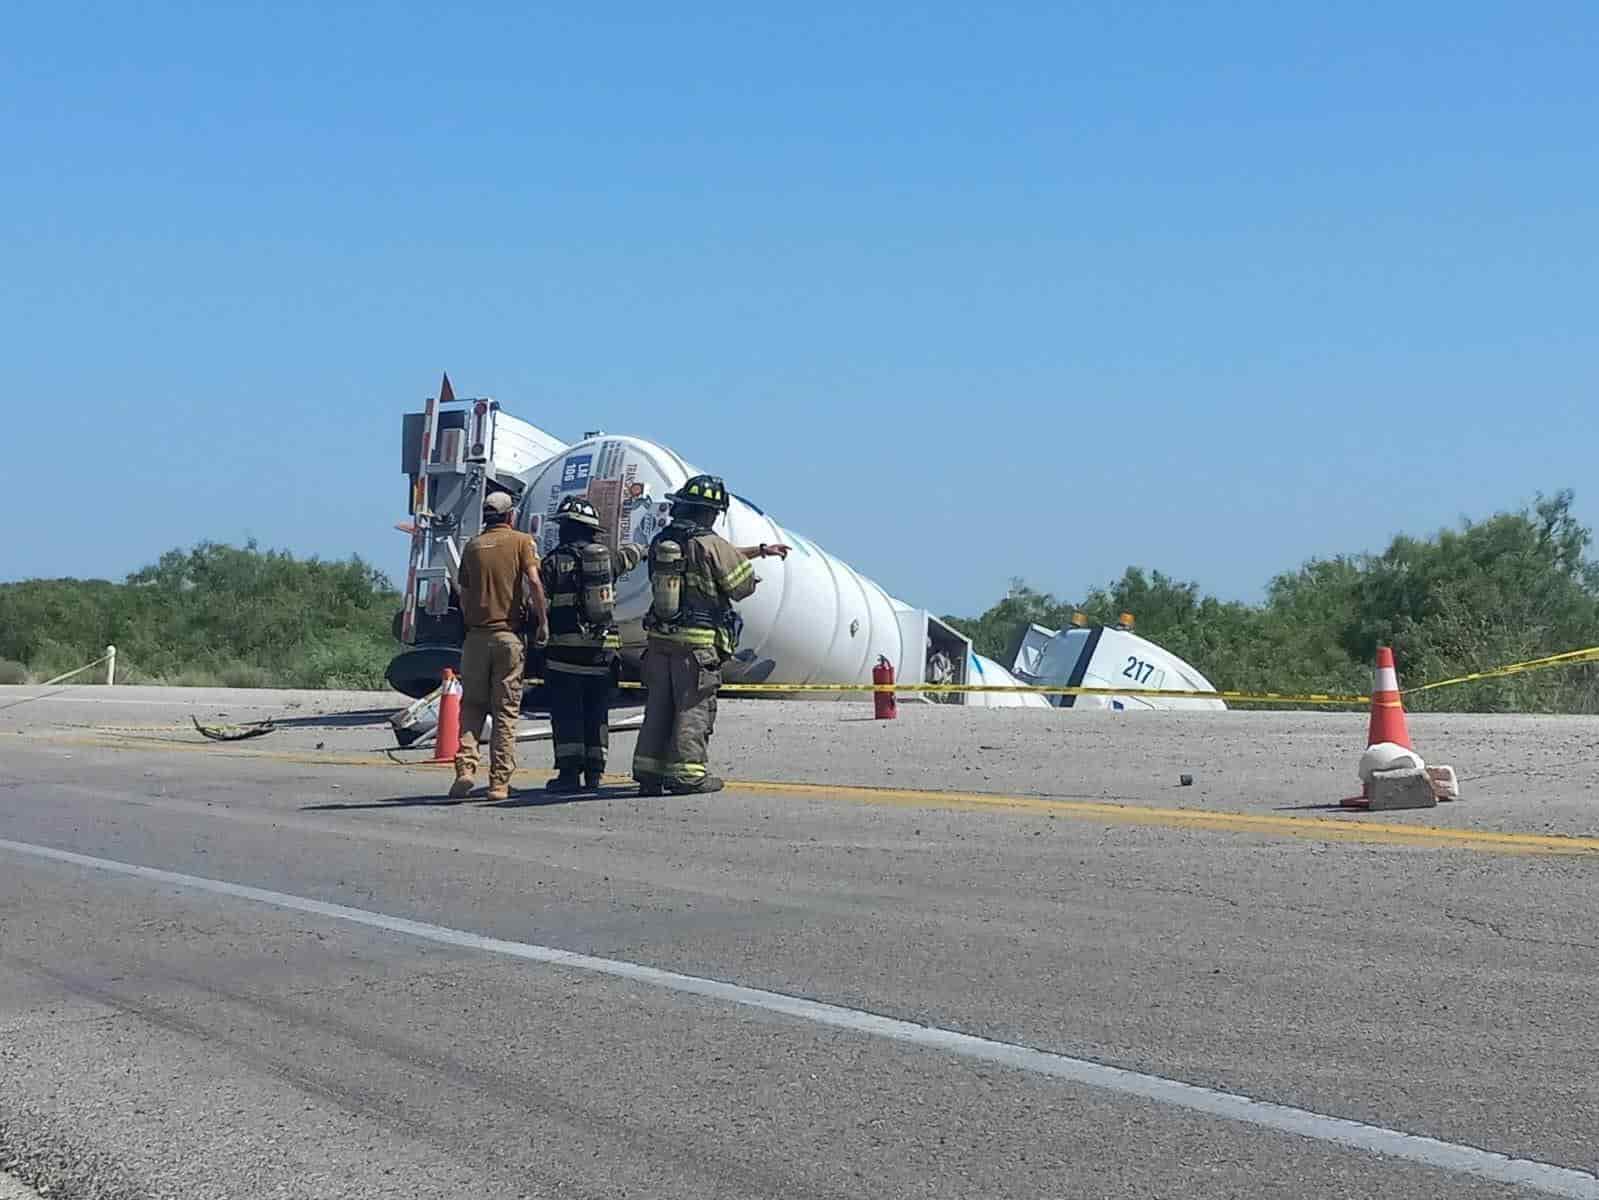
[389,389,1224,712]
[504,433,1046,707]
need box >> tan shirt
[458,525,540,632]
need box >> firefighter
[632,475,789,796]
[539,495,645,793]
[449,490,548,802]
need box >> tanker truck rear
[389,381,1046,707]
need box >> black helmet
[667,474,730,513]
[555,495,602,530]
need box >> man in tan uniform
[632,474,787,796]
[450,490,547,801]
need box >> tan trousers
[632,645,719,785]
[456,629,525,788]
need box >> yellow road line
[14,731,402,770]
[726,779,1599,856]
[16,730,1599,857]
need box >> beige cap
[483,492,514,514]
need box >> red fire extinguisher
[872,655,897,721]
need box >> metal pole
[105,645,116,686]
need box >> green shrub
[0,541,399,692]
[0,659,29,684]
[944,491,1599,714]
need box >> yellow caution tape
[593,678,1364,705]
[525,643,1599,707]
[527,642,1599,706]
[712,682,1368,704]
[1401,645,1599,695]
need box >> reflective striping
[649,629,717,648]
[684,571,721,596]
[1,836,1595,1199]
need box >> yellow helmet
[667,474,729,513]
[555,495,602,530]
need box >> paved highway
[2,689,1598,1197]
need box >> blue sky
[5,1,1594,615]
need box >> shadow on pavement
[300,795,470,811]
[300,784,653,812]
[487,784,652,809]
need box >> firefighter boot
[668,775,725,796]
[546,768,583,794]
[583,769,605,791]
[636,775,664,798]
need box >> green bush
[0,541,400,692]
[945,490,1599,714]
[0,659,29,685]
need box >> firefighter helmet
[668,474,730,513]
[555,495,603,530]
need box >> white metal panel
[894,610,930,686]
[490,412,567,479]
[1075,629,1227,711]
[1011,623,1058,679]
[512,435,1041,701]
[967,651,1052,708]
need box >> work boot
[447,770,475,801]
[667,775,725,796]
[635,775,664,797]
[546,768,583,794]
[583,769,605,791]
[485,782,512,802]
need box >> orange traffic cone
[1366,646,1412,750]
[1342,647,1421,809]
[432,668,462,763]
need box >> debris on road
[1427,764,1462,802]
[1366,766,1438,811]
[191,715,276,742]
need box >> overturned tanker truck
[388,381,1222,712]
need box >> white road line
[3,837,1596,1198]
[0,1174,44,1200]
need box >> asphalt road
[3,689,1599,1198]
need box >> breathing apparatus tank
[649,536,684,626]
[578,542,615,628]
